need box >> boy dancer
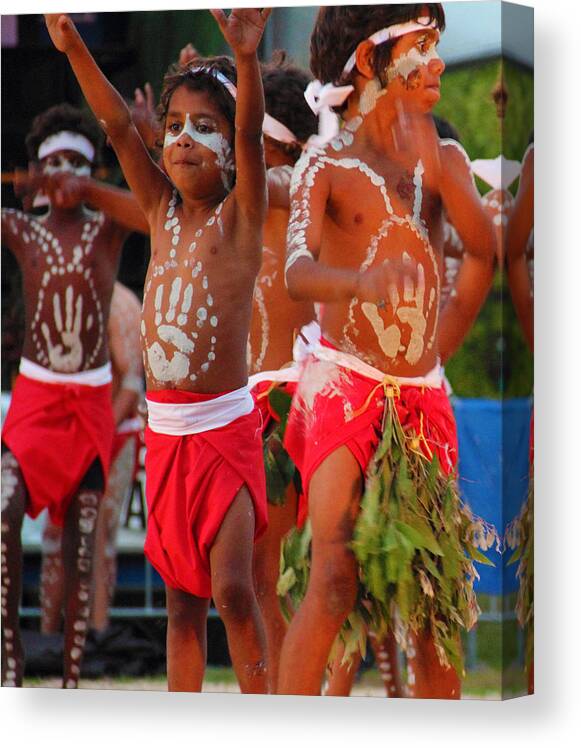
[248,54,317,691]
[278,4,496,696]
[44,9,271,692]
[1,104,125,687]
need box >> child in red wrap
[44,9,271,692]
[1,104,126,687]
[278,4,496,697]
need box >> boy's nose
[177,136,193,148]
[429,56,445,76]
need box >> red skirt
[143,390,268,598]
[2,373,115,526]
[284,352,458,528]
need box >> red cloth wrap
[284,345,458,528]
[143,389,268,598]
[2,373,114,526]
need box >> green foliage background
[433,58,534,398]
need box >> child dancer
[278,4,496,696]
[248,53,317,691]
[44,8,272,692]
[1,104,125,687]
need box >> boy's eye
[168,122,182,133]
[196,122,214,134]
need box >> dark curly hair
[261,51,318,160]
[157,55,237,149]
[25,103,103,165]
[310,4,445,87]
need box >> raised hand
[210,8,271,56]
[41,286,88,372]
[131,82,158,149]
[42,172,86,210]
[178,42,200,67]
[44,14,82,55]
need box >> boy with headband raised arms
[278,4,496,696]
[44,9,272,693]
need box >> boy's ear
[354,40,376,80]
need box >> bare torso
[291,123,446,377]
[141,190,261,393]
[2,206,124,372]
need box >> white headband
[262,112,297,145]
[342,16,438,75]
[188,66,239,100]
[304,16,439,145]
[187,66,297,145]
[37,131,95,163]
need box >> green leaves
[262,388,297,506]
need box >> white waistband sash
[146,385,254,436]
[248,366,301,389]
[248,320,321,390]
[20,357,112,387]
[312,344,443,388]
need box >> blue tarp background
[453,397,532,595]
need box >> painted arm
[210,9,270,224]
[438,144,496,362]
[506,146,534,350]
[44,14,170,223]
[285,153,406,304]
[43,172,149,235]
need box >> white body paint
[4,208,106,371]
[285,83,440,371]
[164,113,234,190]
[142,192,224,385]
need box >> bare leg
[210,487,268,694]
[253,483,297,692]
[369,630,403,697]
[406,629,461,699]
[60,460,103,688]
[165,586,210,692]
[278,447,363,695]
[40,519,65,634]
[91,438,136,631]
[325,641,361,697]
[1,451,27,687]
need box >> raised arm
[210,8,270,222]
[44,14,170,223]
[437,143,496,362]
[43,172,150,235]
[506,145,534,350]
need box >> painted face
[384,28,444,111]
[162,86,234,195]
[40,149,92,177]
